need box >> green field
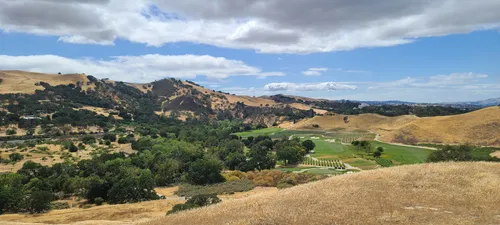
[236,128,433,169]
[370,141,432,164]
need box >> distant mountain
[441,98,500,107]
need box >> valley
[0,71,499,225]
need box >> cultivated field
[235,128,433,171]
[144,162,500,225]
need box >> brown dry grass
[0,71,92,94]
[293,107,500,146]
[491,151,500,158]
[144,162,500,225]
[0,199,184,225]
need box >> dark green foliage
[50,202,70,210]
[245,140,276,171]
[25,191,53,213]
[427,145,477,162]
[9,153,24,162]
[69,143,78,152]
[352,140,372,153]
[167,203,197,215]
[187,157,225,185]
[167,194,221,215]
[302,140,316,153]
[94,197,104,206]
[82,135,96,144]
[107,167,159,204]
[186,194,221,207]
[176,179,254,197]
[117,136,130,144]
[275,138,306,165]
[103,134,117,142]
[6,129,17,135]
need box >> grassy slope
[144,162,500,225]
[292,107,500,146]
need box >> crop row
[303,157,346,169]
[375,158,393,167]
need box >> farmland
[235,128,433,170]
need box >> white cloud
[302,68,328,76]
[0,54,284,83]
[264,82,357,92]
[368,73,490,89]
[1,0,500,53]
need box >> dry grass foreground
[145,162,500,225]
[292,107,500,146]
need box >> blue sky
[0,0,499,102]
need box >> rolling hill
[291,106,500,146]
[144,162,500,225]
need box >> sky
[0,0,499,103]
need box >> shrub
[9,153,24,162]
[6,129,17,135]
[117,136,130,144]
[103,134,117,142]
[82,135,96,144]
[176,179,254,197]
[167,194,221,215]
[94,197,104,206]
[50,201,70,210]
[68,144,78,153]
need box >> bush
[94,197,104,206]
[117,136,130,144]
[176,179,254,197]
[68,144,78,152]
[103,134,117,142]
[50,201,70,210]
[167,194,221,215]
[9,153,24,162]
[82,135,96,144]
[6,129,17,135]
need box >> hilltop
[291,106,500,146]
[145,162,500,225]
[0,70,318,126]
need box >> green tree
[24,191,52,213]
[186,157,225,185]
[275,140,306,165]
[107,167,158,204]
[224,152,247,170]
[301,140,316,154]
[245,141,276,171]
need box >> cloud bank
[1,0,500,53]
[0,54,284,83]
[264,82,357,92]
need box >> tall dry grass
[144,162,500,225]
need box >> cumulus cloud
[302,68,328,76]
[264,82,357,92]
[0,54,284,83]
[1,0,500,53]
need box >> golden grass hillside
[144,162,500,225]
[292,107,500,146]
[0,71,92,94]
